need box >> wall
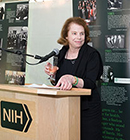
[25,0,72,84]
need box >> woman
[45,17,103,140]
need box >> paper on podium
[24,83,60,89]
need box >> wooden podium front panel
[0,88,81,140]
[38,95,80,140]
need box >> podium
[0,84,91,140]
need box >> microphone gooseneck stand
[0,48,48,65]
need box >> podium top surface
[0,84,91,96]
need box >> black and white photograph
[105,35,125,49]
[77,0,97,25]
[108,0,122,10]
[16,3,29,21]
[102,66,114,83]
[0,3,5,20]
[7,26,28,50]
[5,70,25,85]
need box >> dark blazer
[56,42,103,110]
[55,42,103,139]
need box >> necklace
[70,59,76,64]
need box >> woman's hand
[44,62,58,76]
[56,74,74,90]
[44,62,52,76]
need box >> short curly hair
[57,17,90,46]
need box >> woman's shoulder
[58,46,69,62]
[60,45,69,52]
[83,43,98,54]
[83,44,102,63]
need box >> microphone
[38,48,59,63]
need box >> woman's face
[66,23,85,49]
